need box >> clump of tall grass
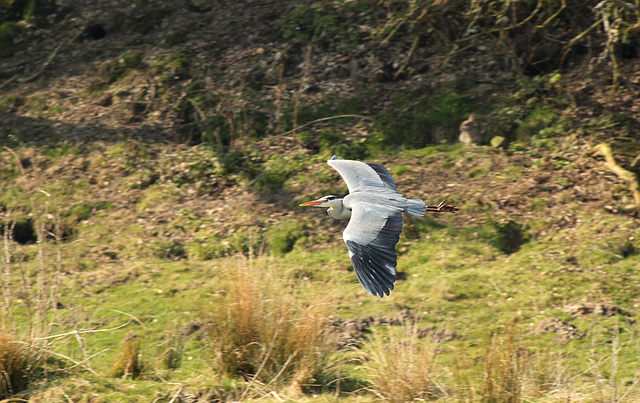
[1,148,64,342]
[111,334,143,379]
[453,326,562,402]
[0,149,63,398]
[481,329,524,403]
[0,334,33,399]
[156,329,184,371]
[360,325,441,402]
[208,258,334,395]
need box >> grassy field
[1,140,640,402]
[2,0,640,401]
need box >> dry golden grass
[111,334,143,379]
[0,334,32,399]
[450,327,567,403]
[208,258,334,394]
[481,329,523,403]
[360,325,441,402]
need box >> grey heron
[300,156,458,298]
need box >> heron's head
[299,195,341,208]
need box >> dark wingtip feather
[343,212,403,297]
[346,240,397,298]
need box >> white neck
[326,198,351,220]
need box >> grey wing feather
[328,157,397,192]
[343,203,403,297]
[364,163,397,190]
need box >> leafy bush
[150,51,189,81]
[375,90,473,148]
[278,3,362,47]
[492,220,529,254]
[137,183,182,213]
[515,104,561,142]
[0,21,17,53]
[253,162,295,192]
[99,50,145,83]
[253,152,307,193]
[66,201,113,222]
[186,234,229,260]
[317,129,368,161]
[266,219,304,255]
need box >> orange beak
[299,198,324,207]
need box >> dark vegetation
[1,0,640,401]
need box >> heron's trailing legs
[425,199,459,213]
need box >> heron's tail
[405,199,427,217]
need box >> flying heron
[300,156,458,298]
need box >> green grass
[2,137,640,402]
[9,217,640,402]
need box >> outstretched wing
[342,202,403,297]
[328,156,397,192]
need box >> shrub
[0,0,56,25]
[317,129,368,161]
[186,235,226,260]
[375,90,473,148]
[278,3,362,47]
[492,220,528,254]
[266,219,304,255]
[253,152,306,193]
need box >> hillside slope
[2,0,640,401]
